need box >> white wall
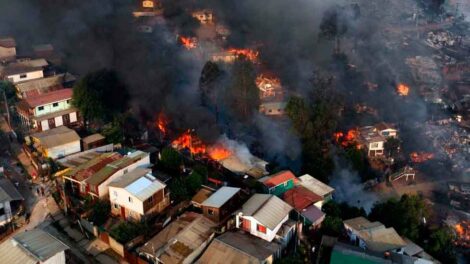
[40,120,49,131]
[0,201,12,226]
[46,140,81,159]
[7,70,43,84]
[236,214,288,242]
[70,112,77,123]
[54,116,63,127]
[109,186,144,215]
[42,250,66,264]
[97,155,150,198]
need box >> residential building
[0,178,24,227]
[344,217,407,254]
[258,170,297,196]
[236,194,293,242]
[28,126,81,159]
[62,151,150,199]
[191,186,214,208]
[192,9,214,24]
[201,186,241,223]
[0,37,16,61]
[358,126,386,157]
[0,58,48,84]
[283,186,325,227]
[197,231,281,264]
[17,88,79,131]
[138,212,216,264]
[298,174,335,208]
[108,168,170,221]
[375,122,398,138]
[81,133,105,150]
[259,101,287,116]
[15,73,76,99]
[0,228,69,264]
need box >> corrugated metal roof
[258,170,297,188]
[201,187,240,208]
[298,174,334,197]
[0,229,69,264]
[283,186,322,211]
[22,88,72,108]
[0,178,24,203]
[197,231,280,264]
[109,168,166,202]
[31,126,80,149]
[82,133,105,144]
[241,194,292,230]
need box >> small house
[283,186,325,227]
[1,59,48,84]
[108,168,170,221]
[0,37,16,61]
[297,174,335,208]
[0,179,24,227]
[81,133,105,150]
[258,170,297,196]
[201,186,241,223]
[29,126,81,159]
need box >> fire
[396,83,410,96]
[456,224,465,236]
[410,152,434,163]
[334,129,360,148]
[172,130,206,155]
[227,48,259,62]
[454,221,470,248]
[156,112,168,135]
[256,74,282,98]
[207,144,232,161]
[179,36,197,50]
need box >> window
[124,169,128,174]
[371,143,379,148]
[129,197,133,203]
[66,99,71,104]
[0,207,4,216]
[19,74,27,79]
[113,203,119,209]
[257,224,267,234]
[52,102,59,107]
[208,209,215,216]
[38,106,44,111]
[147,195,153,203]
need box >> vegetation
[0,81,17,105]
[110,221,149,244]
[424,226,456,264]
[88,200,111,226]
[320,200,366,237]
[384,137,400,158]
[169,168,206,202]
[225,57,259,122]
[72,69,129,125]
[160,147,183,172]
[285,74,343,182]
[369,194,429,241]
[319,6,348,53]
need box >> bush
[88,200,110,226]
[110,221,149,244]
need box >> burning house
[357,126,386,157]
[192,9,214,24]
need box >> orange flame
[207,144,232,161]
[172,130,206,155]
[397,83,410,96]
[228,48,259,62]
[334,129,360,148]
[456,224,465,236]
[410,152,434,163]
[180,36,197,50]
[156,112,168,135]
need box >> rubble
[425,31,456,49]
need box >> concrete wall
[109,186,145,215]
[34,99,72,117]
[45,140,81,159]
[236,214,288,242]
[7,70,43,84]
[42,250,66,264]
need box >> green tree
[88,200,111,226]
[322,200,366,220]
[384,137,400,158]
[160,147,182,172]
[110,221,149,244]
[369,195,429,240]
[169,177,190,202]
[425,227,456,264]
[226,57,259,122]
[72,69,129,125]
[101,118,124,144]
[320,216,343,236]
[0,81,17,105]
[186,170,204,194]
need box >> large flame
[396,83,410,96]
[172,130,206,155]
[227,48,259,62]
[334,129,360,148]
[156,112,168,135]
[256,74,282,98]
[179,36,197,50]
[410,152,434,163]
[207,144,232,161]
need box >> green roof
[330,245,387,264]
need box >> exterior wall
[44,140,81,159]
[109,186,144,215]
[96,155,150,198]
[42,250,66,264]
[34,99,72,117]
[0,201,12,226]
[0,46,16,60]
[380,129,398,138]
[36,111,79,132]
[181,232,215,264]
[367,141,384,156]
[267,179,295,196]
[202,206,220,223]
[236,214,288,242]
[7,70,43,84]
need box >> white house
[1,59,48,84]
[0,179,24,227]
[358,126,386,157]
[236,194,293,242]
[17,88,79,132]
[108,168,170,221]
[0,37,16,61]
[0,228,69,264]
[29,126,81,159]
[297,174,335,209]
[343,217,407,254]
[374,122,398,138]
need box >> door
[63,114,70,125]
[120,206,126,219]
[41,120,49,131]
[48,118,56,129]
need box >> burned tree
[319,7,348,54]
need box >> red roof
[283,186,323,211]
[260,170,297,188]
[23,88,72,108]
